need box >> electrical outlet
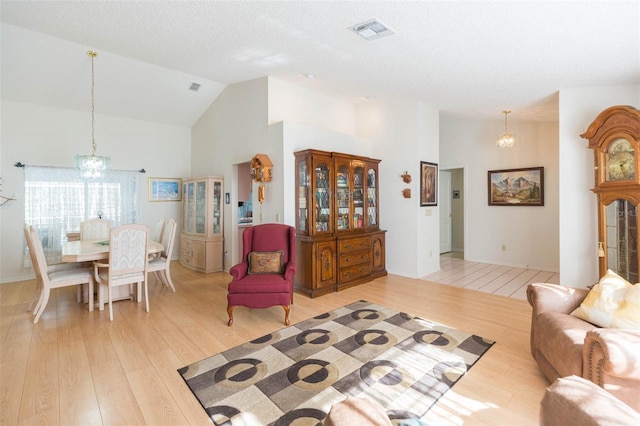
[429,250,432,257]
[501,244,506,251]
[276,213,280,222]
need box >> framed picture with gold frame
[488,167,544,206]
[148,177,182,202]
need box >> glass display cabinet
[180,176,224,273]
[294,149,386,297]
[581,105,640,282]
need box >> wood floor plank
[0,260,549,425]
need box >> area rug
[178,300,494,425]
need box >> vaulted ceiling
[2,1,639,127]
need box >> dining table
[62,239,164,308]
[62,239,163,262]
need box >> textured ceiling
[1,1,639,126]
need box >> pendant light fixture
[496,110,515,148]
[76,50,110,180]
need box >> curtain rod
[14,162,146,173]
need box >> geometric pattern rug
[178,301,494,425]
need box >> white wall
[558,85,640,287]
[268,78,357,135]
[1,100,191,283]
[194,76,441,279]
[356,99,440,278]
[191,77,275,268]
[440,115,560,272]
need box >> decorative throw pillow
[248,250,284,274]
[570,269,640,330]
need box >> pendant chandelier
[76,50,110,180]
[496,110,515,148]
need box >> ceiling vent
[189,82,201,92]
[349,19,396,41]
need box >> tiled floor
[422,251,561,301]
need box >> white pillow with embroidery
[571,270,640,330]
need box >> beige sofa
[527,283,640,412]
[540,375,640,426]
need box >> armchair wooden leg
[227,305,234,326]
[283,305,291,326]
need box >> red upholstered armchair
[227,223,296,326]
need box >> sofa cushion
[571,270,640,330]
[535,312,597,378]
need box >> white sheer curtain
[24,166,140,264]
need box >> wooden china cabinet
[294,149,386,297]
[581,105,640,282]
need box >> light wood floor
[1,262,548,425]
[424,252,560,301]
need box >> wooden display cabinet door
[371,232,386,273]
[316,241,337,289]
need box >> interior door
[439,170,452,253]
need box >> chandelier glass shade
[76,50,110,180]
[496,110,515,148]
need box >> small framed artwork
[488,167,544,206]
[148,177,182,202]
[420,161,438,206]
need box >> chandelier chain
[88,50,97,157]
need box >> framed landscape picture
[420,161,438,206]
[488,167,544,206]
[148,177,182,202]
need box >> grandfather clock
[581,105,640,281]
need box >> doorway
[439,167,464,257]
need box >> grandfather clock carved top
[581,105,640,281]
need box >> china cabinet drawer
[339,264,371,282]
[339,237,370,253]
[339,250,370,268]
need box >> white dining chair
[152,218,165,243]
[80,218,111,240]
[26,225,95,323]
[23,224,43,314]
[148,218,177,292]
[94,224,149,321]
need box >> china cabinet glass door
[315,160,332,233]
[367,167,378,227]
[185,182,195,233]
[353,164,365,229]
[336,162,351,231]
[212,181,222,235]
[297,159,309,233]
[195,181,206,234]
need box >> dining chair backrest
[24,224,43,282]
[80,219,111,240]
[152,218,165,243]
[108,224,149,281]
[160,218,177,260]
[27,226,49,283]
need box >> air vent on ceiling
[189,82,201,92]
[349,19,396,41]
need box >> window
[24,166,140,264]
